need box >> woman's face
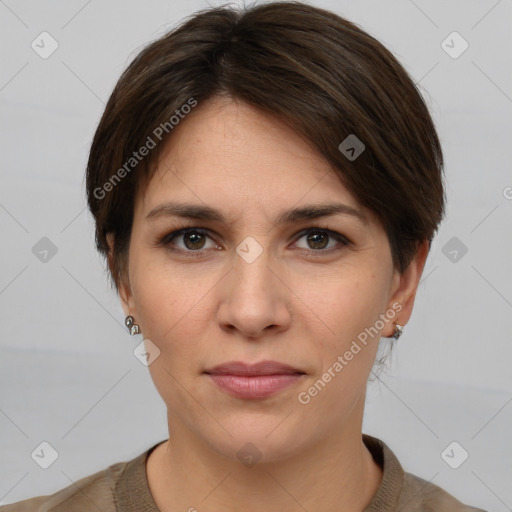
[118,96,421,462]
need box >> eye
[293,228,349,255]
[159,228,218,254]
[157,226,350,257]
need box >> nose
[217,246,291,339]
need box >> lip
[204,360,305,399]
[205,360,304,376]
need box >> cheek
[301,267,388,349]
[296,273,387,423]
[130,257,217,363]
[129,261,211,413]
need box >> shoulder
[363,434,487,512]
[0,460,127,512]
[399,471,488,512]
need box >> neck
[147,399,382,512]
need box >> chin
[202,419,307,466]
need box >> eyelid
[295,227,351,246]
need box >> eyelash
[156,223,351,258]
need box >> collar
[115,434,404,511]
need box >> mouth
[204,360,306,377]
[204,360,306,399]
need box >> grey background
[1,0,511,509]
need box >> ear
[383,239,430,337]
[106,233,134,318]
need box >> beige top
[0,434,486,511]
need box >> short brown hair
[86,0,445,292]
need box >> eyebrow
[146,201,368,226]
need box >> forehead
[136,96,366,222]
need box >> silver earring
[392,323,404,340]
[125,315,140,335]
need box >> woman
[1,1,486,511]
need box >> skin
[109,95,429,512]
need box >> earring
[125,315,140,335]
[392,323,404,340]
